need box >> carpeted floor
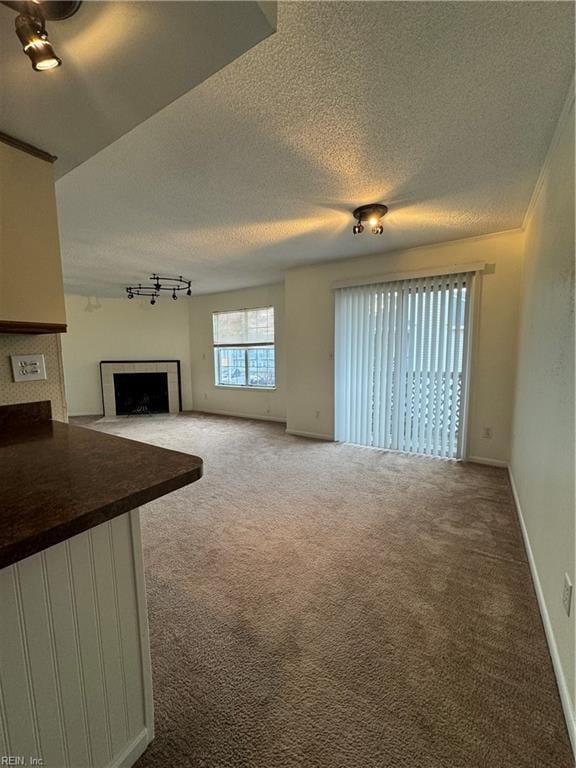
[76,413,573,768]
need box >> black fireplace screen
[113,372,169,415]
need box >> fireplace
[114,372,169,415]
[100,360,181,416]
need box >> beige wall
[63,234,525,457]
[510,99,575,736]
[62,294,193,415]
[0,143,66,326]
[285,230,524,462]
[189,284,286,421]
[0,333,67,421]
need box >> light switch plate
[10,354,47,382]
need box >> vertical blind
[335,273,473,459]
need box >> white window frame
[334,271,480,459]
[212,307,276,390]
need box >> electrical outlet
[315,410,320,419]
[11,354,46,382]
[563,574,573,617]
[482,426,493,439]
[203,392,208,399]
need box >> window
[213,307,275,388]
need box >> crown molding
[287,226,524,278]
[522,78,575,231]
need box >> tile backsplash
[0,334,67,421]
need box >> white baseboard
[467,455,509,468]
[508,468,576,756]
[105,728,151,768]
[193,407,286,424]
[285,428,334,441]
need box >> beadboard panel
[111,515,152,740]
[0,510,153,768]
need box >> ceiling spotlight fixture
[125,274,192,306]
[2,1,82,71]
[352,204,388,236]
[15,11,61,70]
[126,285,159,306]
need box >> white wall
[285,230,524,462]
[189,284,286,421]
[510,96,575,744]
[62,295,193,415]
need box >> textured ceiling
[0,1,275,176]
[55,1,574,297]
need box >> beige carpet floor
[76,413,573,768]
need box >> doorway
[335,272,474,459]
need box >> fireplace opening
[113,372,169,415]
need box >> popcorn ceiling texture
[0,2,275,179]
[57,1,574,296]
[0,334,67,422]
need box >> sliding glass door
[335,273,474,459]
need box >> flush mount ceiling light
[126,274,193,306]
[2,1,82,71]
[352,203,389,235]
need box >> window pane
[246,308,274,344]
[247,347,275,387]
[213,311,246,345]
[215,348,246,386]
[213,307,274,344]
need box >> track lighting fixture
[125,274,193,306]
[2,1,82,71]
[15,11,60,70]
[352,204,388,236]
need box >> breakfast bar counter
[0,402,203,569]
[0,401,203,768]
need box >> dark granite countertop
[0,408,203,569]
